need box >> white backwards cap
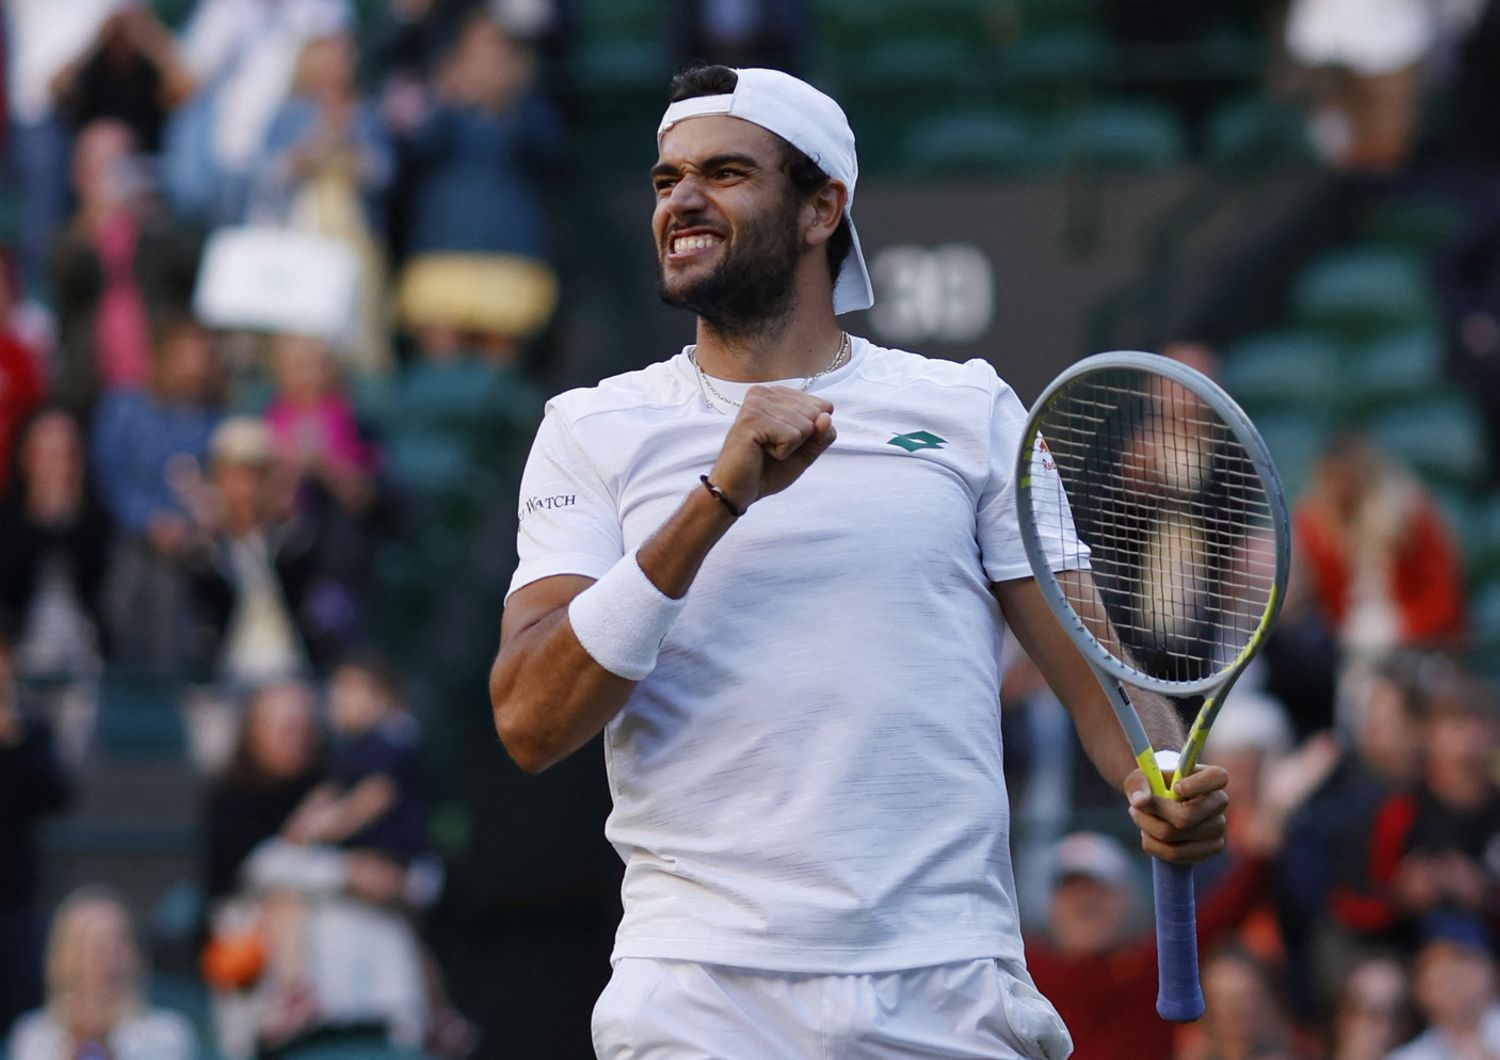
[656,68,874,316]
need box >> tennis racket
[1014,350,1289,1023]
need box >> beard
[657,196,803,336]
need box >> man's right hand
[707,386,836,513]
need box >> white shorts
[591,957,1074,1059]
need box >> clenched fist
[708,386,836,513]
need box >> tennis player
[490,65,1230,1059]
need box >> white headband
[657,68,873,316]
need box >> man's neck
[691,302,845,383]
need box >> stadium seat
[1206,97,1315,166]
[1472,576,1500,650]
[571,38,668,98]
[1466,494,1500,581]
[999,30,1112,86]
[1361,195,1466,253]
[1341,326,1447,412]
[1220,330,1343,412]
[901,109,1059,174]
[1246,412,1334,501]
[96,672,188,759]
[1054,101,1186,170]
[576,0,658,38]
[1366,393,1490,488]
[842,37,981,105]
[1292,246,1434,338]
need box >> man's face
[1414,941,1495,1029]
[651,116,806,332]
[1049,875,1130,955]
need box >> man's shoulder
[544,356,695,428]
[854,342,1013,401]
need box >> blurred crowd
[0,0,1499,1058]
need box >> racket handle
[1152,858,1205,1022]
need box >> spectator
[0,409,111,672]
[3,0,119,295]
[1331,671,1500,943]
[0,291,45,497]
[49,119,201,414]
[181,416,348,685]
[1281,0,1451,172]
[285,657,428,863]
[1182,946,1308,1060]
[199,672,429,1055]
[1327,954,1413,1060]
[1387,913,1500,1059]
[203,681,327,908]
[1026,831,1268,1060]
[169,0,354,220]
[50,3,195,153]
[7,887,194,1060]
[264,333,381,617]
[395,10,563,364]
[91,311,221,672]
[259,32,395,373]
[1293,434,1465,657]
[0,409,112,766]
[1279,658,1422,1014]
[0,638,70,1038]
[1029,736,1337,1060]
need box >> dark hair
[666,64,854,290]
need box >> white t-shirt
[508,337,1079,973]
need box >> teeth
[672,234,719,253]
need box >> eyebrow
[650,152,763,180]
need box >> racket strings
[1029,370,1277,686]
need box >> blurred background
[1,0,1499,1058]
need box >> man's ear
[803,181,847,248]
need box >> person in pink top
[264,332,374,515]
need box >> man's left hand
[1124,765,1229,863]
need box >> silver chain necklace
[688,332,850,412]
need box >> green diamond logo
[887,430,948,452]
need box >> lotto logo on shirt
[520,494,577,520]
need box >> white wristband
[567,549,686,680]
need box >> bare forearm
[491,486,735,772]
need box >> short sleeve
[507,406,625,598]
[976,378,1089,582]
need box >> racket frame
[1013,350,1291,1023]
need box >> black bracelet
[699,475,743,518]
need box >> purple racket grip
[1153,858,1205,1022]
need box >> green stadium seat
[1361,196,1466,253]
[901,109,1059,174]
[350,373,397,430]
[1248,412,1334,502]
[1006,0,1105,34]
[1055,102,1185,170]
[1341,326,1447,411]
[1466,495,1500,580]
[571,38,669,97]
[577,0,659,38]
[1472,577,1500,650]
[842,37,980,105]
[1220,331,1343,411]
[96,672,187,759]
[385,432,479,498]
[1206,97,1314,165]
[1292,247,1434,337]
[1366,393,1490,488]
[999,30,1111,86]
